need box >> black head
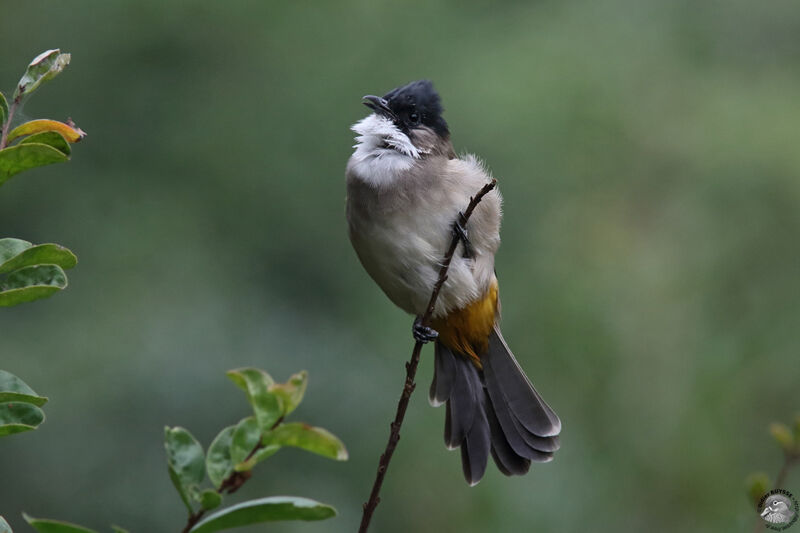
[362,80,449,138]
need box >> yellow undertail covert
[431,278,499,368]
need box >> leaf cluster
[1,369,345,533]
[1,50,85,461]
[0,49,85,187]
[0,371,48,436]
[0,239,77,307]
[167,369,346,532]
[0,51,345,533]
[0,50,84,307]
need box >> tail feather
[431,325,561,484]
[515,418,560,453]
[460,390,491,486]
[444,402,453,449]
[445,355,480,448]
[484,325,561,437]
[485,390,531,476]
[483,359,556,461]
[429,342,457,407]
[514,415,560,453]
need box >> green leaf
[168,466,193,514]
[230,417,260,466]
[269,370,308,416]
[0,238,29,265]
[164,426,206,513]
[226,368,282,431]
[0,239,77,274]
[22,514,97,533]
[200,490,222,511]
[770,422,794,451]
[0,239,77,306]
[0,92,7,126]
[110,527,129,533]
[233,443,280,473]
[1,264,66,290]
[746,472,771,509]
[229,416,281,472]
[0,402,45,436]
[0,515,11,533]
[20,132,71,157]
[206,426,235,489]
[189,497,336,533]
[0,264,67,307]
[0,143,69,187]
[14,50,71,100]
[0,370,48,407]
[264,423,348,461]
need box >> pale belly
[347,184,488,318]
[346,145,501,318]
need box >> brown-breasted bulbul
[345,80,561,485]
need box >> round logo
[759,489,799,531]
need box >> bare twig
[358,179,497,533]
[774,453,798,490]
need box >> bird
[761,495,795,524]
[345,79,561,485]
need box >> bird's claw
[453,211,474,258]
[413,317,438,344]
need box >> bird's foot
[453,211,474,258]
[413,316,438,344]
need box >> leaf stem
[357,179,497,533]
[0,90,22,150]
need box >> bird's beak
[362,95,395,119]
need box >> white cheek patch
[349,114,424,186]
[352,114,421,158]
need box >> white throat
[349,114,423,187]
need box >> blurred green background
[2,0,799,531]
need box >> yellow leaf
[7,119,86,144]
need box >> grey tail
[429,325,561,485]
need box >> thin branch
[774,452,797,490]
[358,179,497,533]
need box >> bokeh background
[2,1,799,531]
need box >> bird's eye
[409,112,420,124]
